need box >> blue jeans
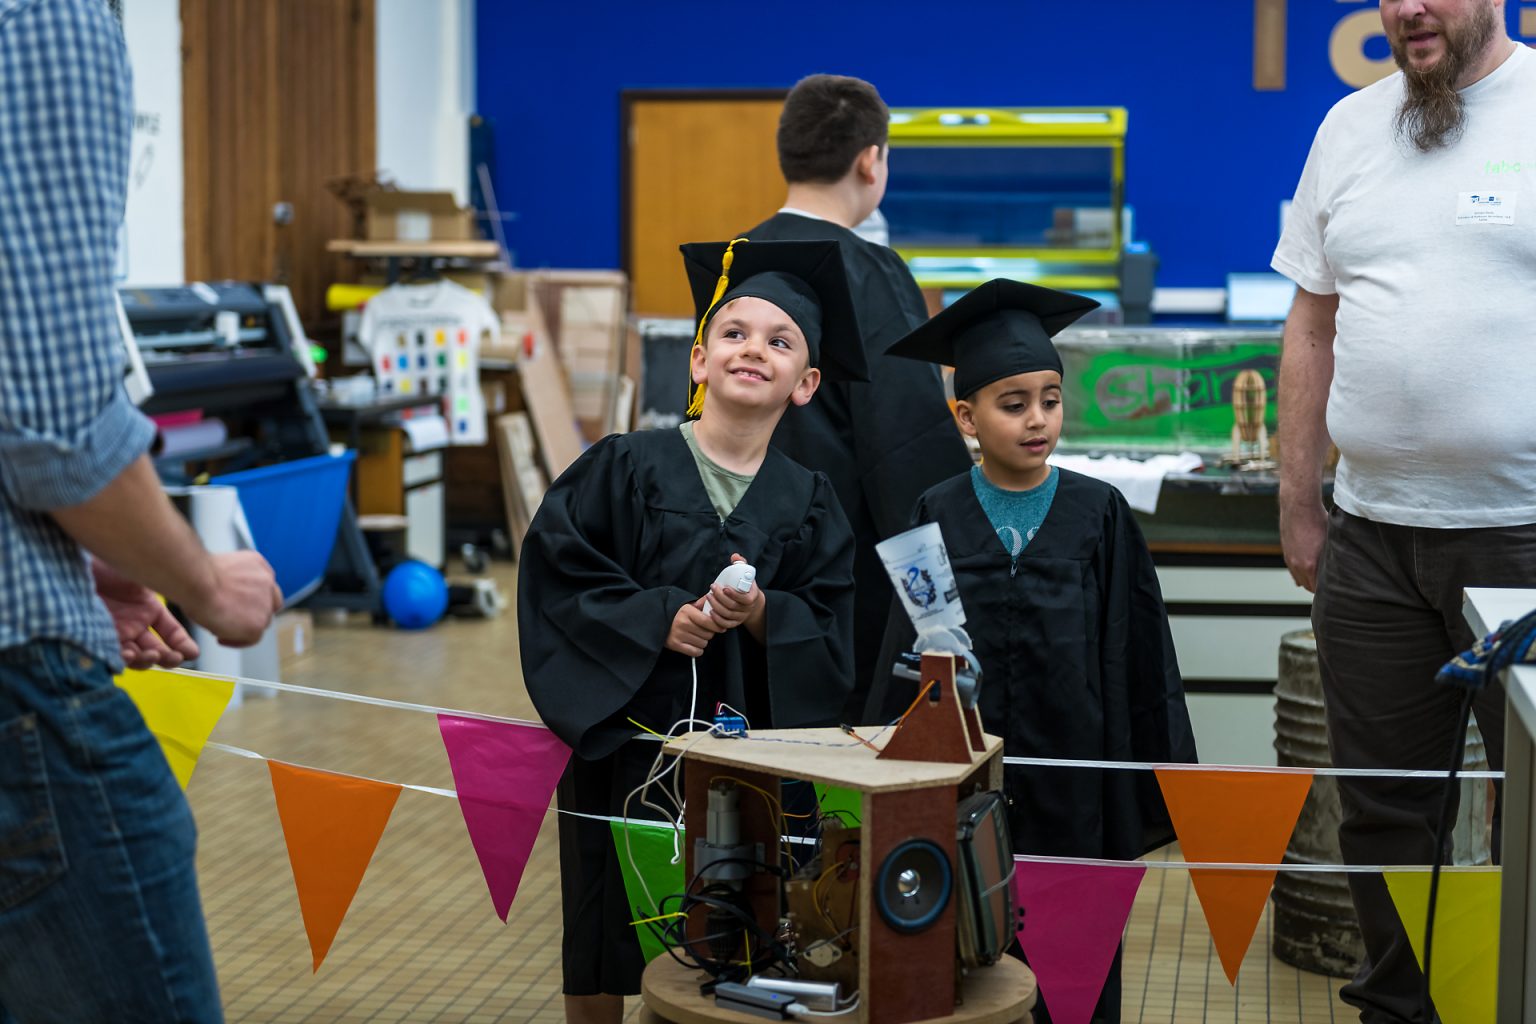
[0,642,222,1023]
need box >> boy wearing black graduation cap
[873,279,1198,1024]
[517,239,862,1024]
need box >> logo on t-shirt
[997,526,1025,559]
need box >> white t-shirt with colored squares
[358,280,496,445]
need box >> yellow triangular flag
[1385,870,1500,1024]
[115,668,235,788]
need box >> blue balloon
[382,560,448,630]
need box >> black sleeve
[847,363,970,540]
[837,245,969,541]
[760,472,858,728]
[516,437,692,759]
[1098,490,1199,850]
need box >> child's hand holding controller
[664,555,762,656]
[702,554,761,632]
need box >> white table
[1464,588,1536,1023]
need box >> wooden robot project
[635,527,1035,1024]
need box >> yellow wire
[720,775,791,864]
[685,237,750,418]
[721,776,784,817]
[627,716,665,739]
[812,857,849,934]
[629,910,688,927]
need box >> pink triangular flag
[437,714,571,920]
[1013,860,1147,1024]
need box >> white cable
[789,994,861,1017]
[689,657,699,731]
[620,717,719,911]
[715,702,752,729]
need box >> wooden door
[623,92,786,318]
[181,0,375,329]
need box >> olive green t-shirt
[679,421,754,521]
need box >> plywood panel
[662,728,1004,793]
[626,96,785,318]
[864,787,959,1023]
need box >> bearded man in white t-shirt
[1273,2,1536,1020]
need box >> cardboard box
[363,191,474,242]
[530,271,628,441]
[488,276,549,363]
[474,268,629,439]
[490,272,531,317]
[276,609,315,666]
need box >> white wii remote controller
[702,562,756,617]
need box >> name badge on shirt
[1456,191,1518,225]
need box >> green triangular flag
[610,819,687,963]
[815,783,862,827]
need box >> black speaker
[876,839,952,933]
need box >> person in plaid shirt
[0,2,282,1020]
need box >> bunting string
[193,668,1503,780]
[194,739,1494,872]
[188,667,545,728]
[999,754,1504,780]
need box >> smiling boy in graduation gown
[745,75,971,721]
[518,239,862,1024]
[871,279,1197,1024]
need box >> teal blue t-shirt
[970,464,1058,563]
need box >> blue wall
[476,2,1526,288]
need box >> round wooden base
[638,955,1037,1024]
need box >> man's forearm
[49,454,217,609]
[1278,292,1338,507]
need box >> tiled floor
[188,565,1353,1022]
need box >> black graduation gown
[870,468,1198,860]
[519,428,855,995]
[745,212,971,719]
[519,427,856,761]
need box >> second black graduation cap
[679,239,869,383]
[886,278,1100,399]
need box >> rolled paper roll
[154,418,228,457]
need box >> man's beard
[1392,3,1499,153]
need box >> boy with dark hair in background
[745,74,970,723]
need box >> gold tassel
[685,237,750,418]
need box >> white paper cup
[876,522,965,631]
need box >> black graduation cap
[679,239,869,405]
[886,278,1099,400]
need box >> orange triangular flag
[267,761,402,971]
[1155,768,1313,983]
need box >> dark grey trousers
[1313,507,1536,1023]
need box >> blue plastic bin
[210,450,357,603]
